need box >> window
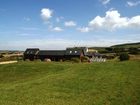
[70,51,72,53]
[30,51,33,54]
[26,51,29,54]
[75,51,77,53]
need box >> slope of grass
[111,42,140,48]
[0,61,140,105]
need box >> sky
[0,0,140,50]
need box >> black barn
[65,47,86,60]
[23,47,94,61]
[38,50,65,61]
[24,48,39,61]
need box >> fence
[89,57,106,62]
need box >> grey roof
[24,47,89,56]
[24,48,39,55]
[38,50,65,56]
[65,47,86,55]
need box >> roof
[24,48,39,55]
[65,47,86,55]
[38,50,65,56]
[24,47,89,56]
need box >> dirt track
[0,61,18,65]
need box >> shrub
[63,59,71,62]
[0,54,3,58]
[35,59,42,62]
[103,54,116,59]
[119,53,129,61]
[0,56,17,62]
[16,57,23,61]
[81,56,89,62]
[129,47,139,54]
[113,48,125,54]
[71,57,81,63]
[25,59,31,62]
[105,47,113,52]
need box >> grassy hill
[0,61,140,105]
[111,42,140,48]
[88,42,140,53]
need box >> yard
[0,61,139,105]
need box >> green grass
[111,42,140,48]
[0,61,140,105]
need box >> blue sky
[0,0,140,50]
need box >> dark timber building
[24,48,39,61]
[24,47,97,61]
[38,50,65,61]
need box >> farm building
[38,50,65,61]
[24,47,98,61]
[24,48,39,61]
[65,47,87,60]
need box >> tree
[105,47,113,52]
[129,47,139,54]
[119,53,129,61]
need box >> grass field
[0,61,140,105]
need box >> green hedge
[71,57,81,63]
[119,53,129,61]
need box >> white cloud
[128,16,140,27]
[88,10,140,31]
[64,21,77,27]
[77,27,90,33]
[52,27,63,32]
[100,0,110,5]
[127,1,140,7]
[41,8,53,21]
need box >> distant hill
[111,42,140,48]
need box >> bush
[129,47,139,54]
[25,59,31,62]
[105,55,116,59]
[113,48,125,54]
[119,53,129,61]
[35,59,42,62]
[71,57,81,63]
[0,54,3,58]
[0,56,18,62]
[17,57,23,61]
[81,56,89,62]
